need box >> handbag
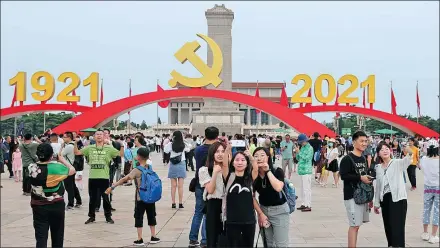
[189,177,197,192]
[170,152,182,164]
[347,155,374,204]
[255,227,268,248]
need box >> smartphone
[230,140,246,147]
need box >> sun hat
[297,133,309,143]
[328,138,336,143]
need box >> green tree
[140,120,148,130]
[1,112,74,136]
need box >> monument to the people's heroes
[191,4,245,135]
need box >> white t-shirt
[58,137,64,145]
[420,157,440,187]
[164,142,190,161]
[155,137,161,146]
[327,147,339,163]
[51,143,61,157]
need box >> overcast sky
[1,1,439,125]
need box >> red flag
[11,86,24,107]
[255,87,261,114]
[391,86,397,115]
[279,85,289,107]
[66,90,78,106]
[362,87,366,108]
[11,86,17,107]
[304,88,312,107]
[99,81,104,106]
[416,82,421,117]
[157,84,170,108]
[335,85,340,117]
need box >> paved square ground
[1,152,437,247]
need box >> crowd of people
[0,127,439,248]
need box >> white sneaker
[421,232,430,241]
[428,236,439,244]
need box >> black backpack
[67,142,84,171]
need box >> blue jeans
[189,184,207,245]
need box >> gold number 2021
[290,74,375,105]
[9,71,99,103]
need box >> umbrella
[374,129,398,135]
[80,128,97,132]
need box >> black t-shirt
[339,153,368,200]
[112,141,122,164]
[308,138,322,153]
[253,168,286,207]
[226,175,255,224]
[275,140,281,149]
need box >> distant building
[157,82,296,135]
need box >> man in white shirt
[50,133,61,160]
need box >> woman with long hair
[221,145,258,248]
[252,147,289,247]
[373,141,413,247]
[322,138,340,187]
[420,140,439,244]
[30,143,76,248]
[198,142,226,247]
[164,131,190,209]
[315,141,327,185]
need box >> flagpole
[390,81,393,131]
[256,80,259,135]
[156,79,159,130]
[14,116,17,136]
[129,79,132,134]
[416,81,419,124]
[43,112,46,134]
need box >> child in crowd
[12,147,22,182]
[106,147,161,246]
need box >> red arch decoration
[294,105,439,138]
[0,104,92,120]
[2,90,437,138]
[51,89,336,136]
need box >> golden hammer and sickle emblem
[169,34,223,88]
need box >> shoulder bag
[347,154,374,204]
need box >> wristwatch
[111,186,117,191]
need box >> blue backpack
[280,179,297,214]
[136,166,162,203]
[313,148,321,162]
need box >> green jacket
[296,143,314,175]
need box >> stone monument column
[191,4,244,135]
[204,4,235,109]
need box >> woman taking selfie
[221,146,258,248]
[164,131,190,209]
[373,141,413,247]
[30,143,76,248]
[252,147,289,247]
[198,142,226,247]
[420,140,439,244]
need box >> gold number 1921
[9,71,99,103]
